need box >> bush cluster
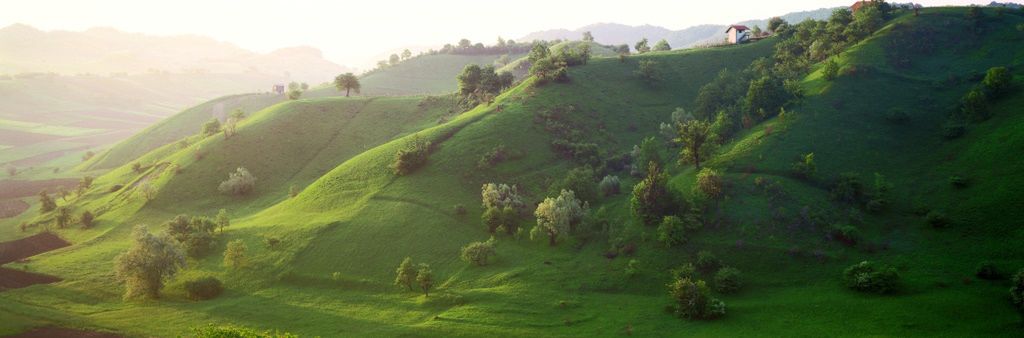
[393,135,432,175]
[668,278,726,320]
[843,261,900,294]
[185,277,223,300]
[218,167,256,196]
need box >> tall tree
[38,189,56,213]
[582,31,595,42]
[634,38,650,53]
[115,225,186,299]
[333,73,361,97]
[401,49,412,60]
[676,119,714,169]
[416,263,434,296]
[394,257,416,291]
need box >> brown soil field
[0,199,29,218]
[0,232,71,264]
[0,179,80,199]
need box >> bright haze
[2,0,988,71]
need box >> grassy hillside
[81,93,285,171]
[3,7,1024,337]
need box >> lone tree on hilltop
[334,73,361,97]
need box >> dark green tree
[333,73,361,97]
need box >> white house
[726,25,751,44]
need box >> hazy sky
[1,0,992,69]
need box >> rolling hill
[2,6,1024,337]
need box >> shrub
[109,184,124,192]
[791,153,816,179]
[80,210,95,229]
[948,175,968,188]
[55,206,71,228]
[289,184,299,198]
[38,189,56,213]
[625,259,641,277]
[550,167,598,203]
[1011,269,1024,318]
[822,58,839,81]
[960,88,989,121]
[843,261,900,294]
[478,144,520,168]
[668,278,726,320]
[885,109,910,124]
[696,250,720,272]
[263,236,281,250]
[184,277,224,300]
[828,223,860,245]
[941,119,966,139]
[713,267,743,294]
[635,60,663,86]
[830,172,864,203]
[925,211,950,228]
[976,262,1001,280]
[657,216,687,247]
[460,238,496,266]
[393,135,431,175]
[131,162,142,173]
[670,263,697,280]
[982,66,1011,96]
[599,175,621,196]
[694,168,723,199]
[223,240,248,269]
[218,167,256,196]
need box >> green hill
[3,7,1024,337]
[81,93,286,171]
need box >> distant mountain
[0,24,352,84]
[519,8,837,50]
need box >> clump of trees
[531,189,588,246]
[481,183,527,234]
[392,135,431,175]
[164,214,218,257]
[634,38,650,54]
[460,237,496,266]
[115,225,186,299]
[528,42,592,86]
[843,260,900,294]
[202,118,221,136]
[549,166,599,203]
[334,73,361,97]
[457,64,514,106]
[668,277,726,320]
[218,167,256,196]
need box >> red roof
[725,25,750,33]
